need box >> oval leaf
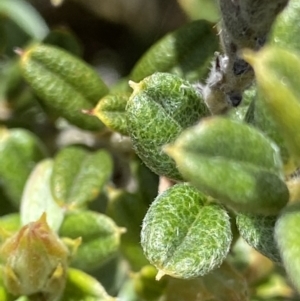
[130,20,218,82]
[141,183,232,279]
[19,43,108,130]
[126,72,209,181]
[165,117,288,215]
[20,159,64,233]
[0,127,47,207]
[51,146,113,208]
[244,46,300,169]
[59,210,122,271]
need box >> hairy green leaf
[51,146,113,208]
[59,210,122,271]
[141,183,232,279]
[165,117,288,215]
[20,44,108,130]
[126,72,209,180]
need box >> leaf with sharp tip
[165,117,288,215]
[93,93,129,136]
[141,183,232,279]
[20,44,108,130]
[126,72,209,181]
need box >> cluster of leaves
[1,0,300,301]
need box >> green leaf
[93,93,129,136]
[19,43,108,131]
[61,268,115,301]
[20,159,64,233]
[177,0,219,22]
[126,72,209,180]
[236,213,281,263]
[275,203,300,294]
[59,210,123,271]
[165,117,289,215]
[51,146,113,208]
[106,188,149,270]
[0,127,47,207]
[130,20,218,82]
[271,0,300,53]
[141,183,232,279]
[244,46,300,169]
[0,0,48,40]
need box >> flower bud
[0,213,69,301]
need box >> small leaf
[141,183,232,279]
[275,203,300,294]
[271,0,300,53]
[19,43,108,130]
[20,159,64,233]
[61,268,115,301]
[244,46,300,169]
[93,93,129,135]
[165,117,288,215]
[59,210,123,271]
[236,213,281,263]
[126,72,209,180]
[51,146,113,208]
[130,20,218,82]
[106,188,149,270]
[0,127,47,207]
